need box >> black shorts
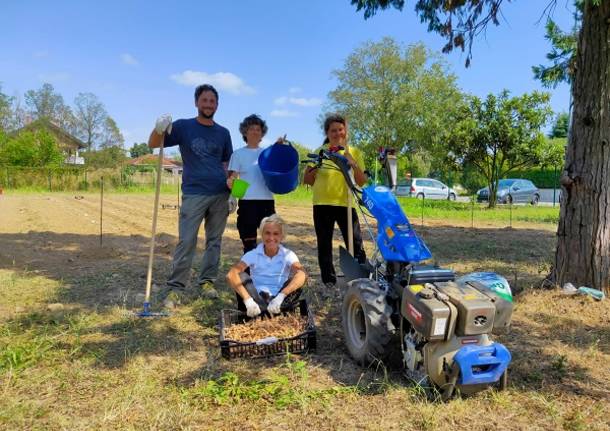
[236,199,275,240]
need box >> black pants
[313,205,366,285]
[236,199,275,254]
[235,272,302,316]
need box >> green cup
[231,178,250,198]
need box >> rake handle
[144,141,164,303]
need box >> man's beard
[198,108,216,119]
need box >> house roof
[15,118,87,150]
[128,154,183,168]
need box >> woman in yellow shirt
[303,113,367,288]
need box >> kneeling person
[226,214,306,317]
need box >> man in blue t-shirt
[148,84,233,307]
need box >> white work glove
[268,292,286,315]
[244,297,261,317]
[155,114,173,135]
[228,196,237,214]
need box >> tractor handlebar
[301,147,360,194]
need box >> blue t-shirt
[164,118,233,195]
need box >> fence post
[509,199,513,228]
[421,195,425,227]
[48,169,52,192]
[100,176,104,247]
[471,195,475,229]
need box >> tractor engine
[396,266,514,396]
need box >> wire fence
[0,165,180,191]
[1,166,560,229]
[399,195,560,228]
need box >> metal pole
[509,199,512,229]
[345,144,354,256]
[421,195,425,227]
[100,176,104,247]
[471,195,475,229]
[553,164,558,207]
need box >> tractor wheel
[342,279,395,365]
[531,194,540,206]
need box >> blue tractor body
[362,185,431,263]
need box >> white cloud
[274,96,321,107]
[270,109,298,118]
[289,97,322,107]
[37,72,70,83]
[288,87,302,94]
[170,70,255,95]
[120,53,139,66]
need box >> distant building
[127,154,183,175]
[15,118,86,165]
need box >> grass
[396,196,560,225]
[0,192,608,430]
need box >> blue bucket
[258,143,299,194]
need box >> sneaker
[200,281,219,299]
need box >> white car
[395,178,457,200]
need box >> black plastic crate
[219,299,316,359]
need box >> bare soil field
[0,192,608,430]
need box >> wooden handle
[144,142,164,303]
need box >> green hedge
[509,168,560,188]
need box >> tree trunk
[553,1,610,293]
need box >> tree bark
[553,0,610,293]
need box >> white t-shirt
[241,244,299,296]
[227,147,273,200]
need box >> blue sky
[1,1,576,151]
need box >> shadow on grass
[2,306,210,370]
[503,315,610,400]
[0,225,579,392]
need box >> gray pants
[167,193,229,289]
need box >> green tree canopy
[540,137,567,168]
[446,90,553,207]
[82,146,127,168]
[351,0,505,67]
[549,112,569,138]
[532,2,582,89]
[327,38,464,169]
[129,142,153,158]
[0,130,63,167]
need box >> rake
[137,136,170,318]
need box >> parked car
[477,179,540,205]
[395,178,457,200]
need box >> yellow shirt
[311,145,365,207]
